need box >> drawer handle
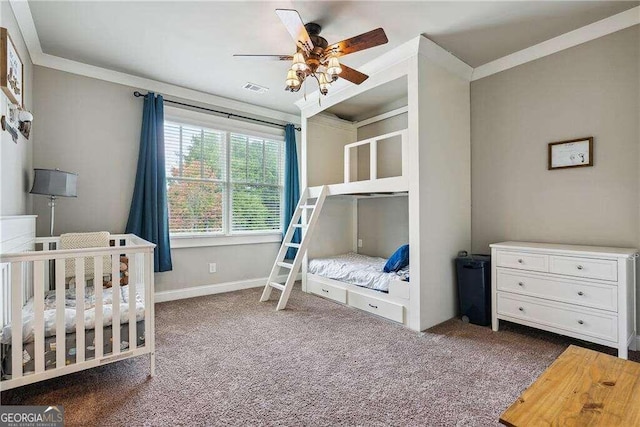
[518,307,524,312]
[517,259,524,264]
[518,282,524,287]
[577,291,584,296]
[578,320,584,325]
[368,303,378,309]
[321,288,329,293]
[577,265,584,270]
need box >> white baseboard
[155,274,301,303]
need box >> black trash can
[455,253,491,326]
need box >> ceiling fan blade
[339,64,369,85]
[275,9,313,52]
[233,54,293,61]
[325,28,388,58]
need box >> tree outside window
[165,121,283,235]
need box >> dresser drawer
[308,279,347,304]
[497,293,617,342]
[497,270,618,312]
[549,256,617,282]
[348,292,404,323]
[496,251,549,272]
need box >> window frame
[164,106,286,247]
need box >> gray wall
[32,66,140,235]
[471,26,640,253]
[1,3,33,216]
[356,113,407,181]
[358,196,408,258]
[32,66,295,293]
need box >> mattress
[0,284,145,345]
[1,321,145,378]
[308,252,409,293]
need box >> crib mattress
[308,252,409,293]
[1,284,145,345]
[1,320,145,378]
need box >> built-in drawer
[497,293,617,342]
[496,250,549,273]
[549,255,617,282]
[497,270,617,312]
[348,292,404,323]
[388,279,410,300]
[308,279,347,304]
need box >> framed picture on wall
[548,137,593,170]
[0,27,24,107]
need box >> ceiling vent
[242,82,269,94]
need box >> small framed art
[548,137,593,170]
[1,27,24,107]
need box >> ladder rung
[299,204,316,209]
[269,282,285,291]
[277,262,293,269]
[292,224,306,228]
[284,243,300,248]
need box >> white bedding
[308,252,409,293]
[1,285,145,345]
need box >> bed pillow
[384,244,409,273]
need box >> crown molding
[472,6,640,81]
[8,0,42,60]
[307,112,356,131]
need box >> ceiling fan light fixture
[286,68,301,89]
[317,72,331,95]
[327,56,342,78]
[291,52,308,72]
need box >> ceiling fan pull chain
[303,78,307,102]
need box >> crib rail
[0,234,155,390]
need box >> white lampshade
[318,72,331,94]
[327,56,342,77]
[291,52,308,72]
[286,69,301,88]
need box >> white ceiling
[27,1,638,115]
[325,76,408,121]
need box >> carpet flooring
[2,286,638,426]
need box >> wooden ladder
[260,186,328,310]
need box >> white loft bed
[302,128,412,325]
[298,35,472,331]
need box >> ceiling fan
[234,9,388,96]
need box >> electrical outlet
[209,263,217,273]
[358,239,363,248]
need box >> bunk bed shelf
[308,176,408,198]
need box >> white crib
[0,218,156,391]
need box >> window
[164,120,284,237]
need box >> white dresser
[490,242,637,359]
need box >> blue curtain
[283,124,300,260]
[126,93,173,272]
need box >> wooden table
[500,345,640,426]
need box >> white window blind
[164,120,284,236]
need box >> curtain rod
[133,91,301,131]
